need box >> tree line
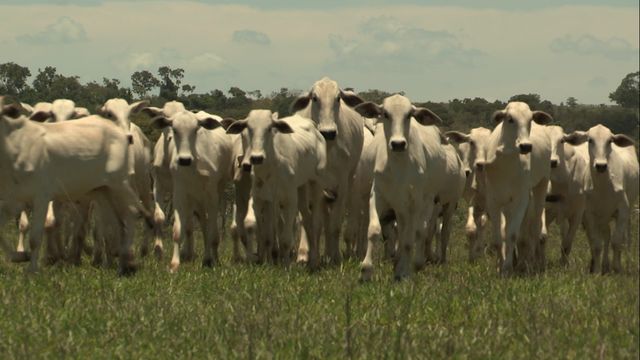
[0,62,637,143]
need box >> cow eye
[312,94,318,102]
[470,140,475,147]
[588,139,593,144]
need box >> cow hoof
[44,256,59,266]
[393,273,409,282]
[180,251,195,263]
[153,245,164,261]
[139,245,149,258]
[118,264,138,277]
[169,262,180,273]
[202,258,214,268]
[10,251,31,263]
[360,264,373,282]
[296,250,309,264]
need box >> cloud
[117,49,232,75]
[549,34,639,61]
[16,17,88,44]
[232,30,271,45]
[587,76,608,88]
[327,16,483,70]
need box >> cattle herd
[0,77,638,281]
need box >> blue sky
[0,0,638,104]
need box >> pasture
[1,208,638,359]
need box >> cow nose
[242,163,252,172]
[550,159,559,168]
[320,129,337,140]
[595,162,608,173]
[476,162,484,171]
[250,154,264,165]
[178,157,192,166]
[127,134,134,145]
[465,169,471,178]
[519,143,532,154]
[390,139,407,152]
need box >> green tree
[157,66,184,100]
[131,70,160,99]
[508,93,541,109]
[609,71,639,108]
[566,97,578,108]
[0,62,31,96]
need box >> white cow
[543,125,590,265]
[354,94,449,280]
[0,98,144,275]
[476,102,552,274]
[446,127,492,261]
[99,99,156,258]
[563,124,638,273]
[151,110,234,272]
[291,77,365,264]
[23,99,88,122]
[226,110,326,268]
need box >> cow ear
[220,118,236,130]
[272,119,294,134]
[354,102,382,118]
[73,107,90,119]
[612,134,635,147]
[290,92,311,113]
[412,107,442,126]
[30,111,52,122]
[271,111,279,121]
[562,131,588,146]
[198,117,222,130]
[445,131,470,143]
[2,104,22,119]
[532,110,553,125]
[20,102,34,115]
[151,116,172,129]
[339,90,364,108]
[130,100,149,114]
[492,110,507,123]
[141,106,162,117]
[226,119,248,134]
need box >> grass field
[0,209,638,359]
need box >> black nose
[519,143,532,154]
[178,157,192,166]
[320,130,337,140]
[242,163,252,172]
[390,140,407,152]
[595,163,608,172]
[465,169,471,178]
[550,159,558,168]
[476,163,484,171]
[127,134,134,144]
[250,155,264,165]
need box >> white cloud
[16,17,88,44]
[232,30,271,45]
[116,49,232,75]
[550,34,639,61]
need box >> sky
[0,0,638,104]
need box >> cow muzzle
[250,154,265,165]
[178,157,192,166]
[127,134,134,144]
[390,139,407,152]
[320,129,337,141]
[550,159,559,168]
[465,169,471,178]
[518,143,532,154]
[595,162,608,173]
[242,162,252,172]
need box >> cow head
[563,124,635,174]
[290,77,363,141]
[151,110,224,167]
[492,102,552,156]
[99,98,148,144]
[28,99,87,122]
[354,94,441,153]
[446,127,491,175]
[141,101,187,143]
[226,110,293,169]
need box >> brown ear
[30,111,53,122]
[290,92,311,113]
[412,107,442,126]
[198,117,222,130]
[492,110,507,123]
[445,131,470,143]
[2,104,23,119]
[562,131,588,146]
[220,118,236,130]
[532,110,553,125]
[151,116,172,129]
[272,119,294,134]
[612,134,635,147]
[339,90,364,108]
[354,102,382,118]
[73,107,90,119]
[20,102,34,114]
[130,100,149,114]
[141,106,163,117]
[226,119,248,134]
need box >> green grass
[1,209,638,359]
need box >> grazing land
[0,209,638,359]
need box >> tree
[0,62,31,96]
[32,66,58,98]
[609,71,639,108]
[157,66,184,100]
[131,70,160,98]
[508,93,541,109]
[181,84,196,96]
[566,97,578,108]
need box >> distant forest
[1,62,638,143]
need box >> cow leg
[561,203,583,266]
[170,190,192,273]
[465,206,478,262]
[254,198,276,264]
[325,179,348,265]
[529,180,548,271]
[13,210,31,262]
[503,195,529,275]
[361,188,385,282]
[421,208,438,265]
[485,198,503,269]
[0,206,18,260]
[583,211,604,274]
[355,197,369,261]
[415,200,435,270]
[611,199,630,274]
[395,211,416,281]
[68,201,90,266]
[27,198,50,273]
[205,192,222,267]
[277,192,297,266]
[438,203,455,264]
